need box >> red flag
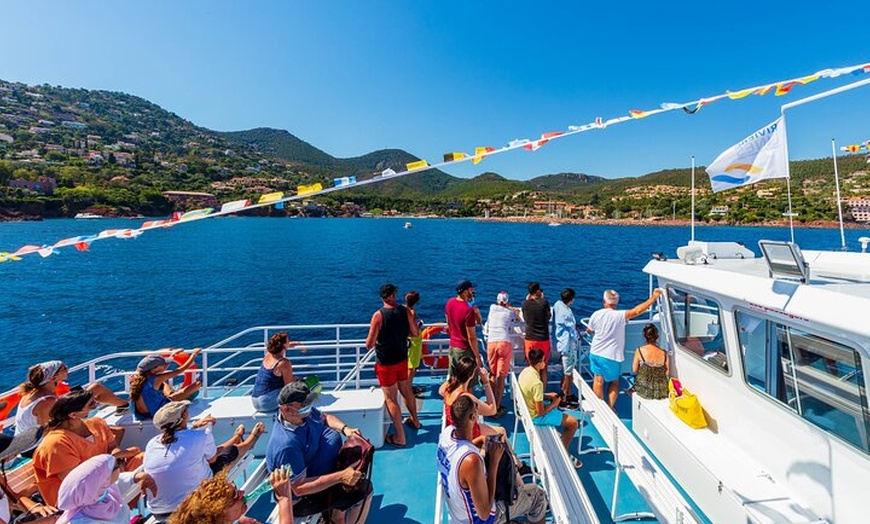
[74,242,90,252]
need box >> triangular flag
[74,242,90,252]
[0,252,22,262]
[37,247,55,258]
[774,82,797,96]
[629,109,653,119]
[727,88,755,100]
[753,85,775,96]
[472,147,495,165]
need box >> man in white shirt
[484,291,519,417]
[586,288,662,408]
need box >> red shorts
[487,341,513,378]
[524,339,551,364]
[376,360,409,387]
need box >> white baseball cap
[497,291,510,304]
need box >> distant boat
[404,222,413,229]
[547,222,561,227]
[74,212,104,219]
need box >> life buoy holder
[0,381,72,429]
[161,350,199,388]
[421,325,449,369]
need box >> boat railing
[0,322,454,427]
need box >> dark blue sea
[0,217,863,391]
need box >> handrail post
[202,351,209,399]
[355,345,361,389]
[88,363,96,385]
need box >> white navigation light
[859,236,870,253]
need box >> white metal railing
[0,323,454,428]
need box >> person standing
[521,282,551,385]
[552,288,580,408]
[586,288,662,409]
[445,280,481,386]
[484,292,519,417]
[405,291,425,395]
[365,283,421,446]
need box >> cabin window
[667,288,728,373]
[736,310,870,453]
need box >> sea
[0,217,864,391]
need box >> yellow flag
[727,88,754,100]
[472,147,495,165]
[443,152,466,162]
[297,183,323,196]
[258,192,284,204]
[406,160,429,171]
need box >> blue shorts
[590,354,621,382]
[532,409,564,428]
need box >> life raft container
[420,325,449,369]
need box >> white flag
[705,117,789,193]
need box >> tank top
[135,375,169,419]
[15,394,56,451]
[437,425,495,524]
[444,393,482,440]
[251,357,286,397]
[375,306,410,366]
[635,349,669,400]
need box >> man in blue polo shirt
[266,380,372,524]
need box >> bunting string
[2,61,869,263]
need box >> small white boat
[548,222,561,227]
[74,212,104,219]
[404,221,412,229]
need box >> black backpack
[493,445,520,521]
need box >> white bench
[509,373,599,524]
[573,371,702,524]
[632,392,827,524]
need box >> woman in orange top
[32,390,142,507]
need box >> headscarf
[38,360,64,386]
[56,454,123,524]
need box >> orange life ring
[162,350,198,388]
[421,325,450,369]
[0,382,71,429]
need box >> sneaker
[413,386,427,398]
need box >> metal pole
[690,156,696,243]
[786,176,795,243]
[831,139,847,250]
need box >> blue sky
[3,1,868,180]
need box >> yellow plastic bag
[668,378,707,429]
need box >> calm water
[0,217,862,391]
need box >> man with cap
[445,279,481,387]
[0,428,61,524]
[484,291,520,417]
[266,380,372,524]
[143,401,264,520]
[364,282,420,447]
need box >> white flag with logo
[705,117,789,193]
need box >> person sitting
[143,401,265,521]
[169,470,293,524]
[129,350,202,420]
[631,324,670,400]
[33,391,142,507]
[438,395,548,524]
[439,356,505,446]
[16,361,129,457]
[0,428,60,524]
[54,454,155,524]
[265,381,372,524]
[517,348,581,468]
[251,332,300,413]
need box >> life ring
[421,325,449,369]
[161,350,198,388]
[0,382,72,429]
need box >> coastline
[476,216,870,230]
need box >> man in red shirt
[445,280,481,387]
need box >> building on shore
[846,197,870,222]
[162,191,218,209]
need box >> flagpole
[778,109,795,243]
[690,156,695,243]
[832,138,847,250]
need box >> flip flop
[384,434,406,447]
[403,417,422,430]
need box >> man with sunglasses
[265,381,372,524]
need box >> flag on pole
[705,117,789,193]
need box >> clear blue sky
[3,1,868,180]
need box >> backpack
[334,433,375,491]
[493,444,520,521]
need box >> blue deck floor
[366,375,660,524]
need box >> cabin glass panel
[667,288,728,373]
[736,310,870,453]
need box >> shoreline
[476,216,870,230]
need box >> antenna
[831,138,847,250]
